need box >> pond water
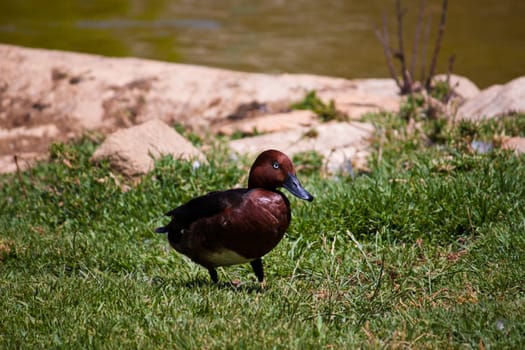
[1,0,524,88]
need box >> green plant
[431,79,453,102]
[399,94,426,120]
[174,123,203,146]
[291,91,347,122]
[292,151,324,176]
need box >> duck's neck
[248,175,264,189]
[248,169,274,190]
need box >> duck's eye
[272,161,280,169]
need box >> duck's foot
[207,268,218,284]
[250,258,265,283]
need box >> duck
[155,149,314,284]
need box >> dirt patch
[0,94,53,130]
[0,73,156,169]
[0,87,80,169]
[0,239,13,262]
[225,100,291,121]
[211,99,293,135]
[0,135,55,156]
[102,78,156,130]
[0,95,77,154]
[51,67,92,85]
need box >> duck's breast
[185,189,291,266]
[218,189,291,259]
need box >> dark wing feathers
[164,189,248,227]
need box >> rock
[0,44,403,174]
[458,76,525,120]
[317,79,400,119]
[90,119,205,176]
[228,121,374,173]
[323,146,371,174]
[0,153,46,174]
[218,110,318,136]
[0,44,353,134]
[501,137,525,154]
[433,74,480,100]
[0,124,59,139]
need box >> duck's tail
[155,226,168,234]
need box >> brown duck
[155,149,314,283]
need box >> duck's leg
[207,267,218,283]
[250,258,265,283]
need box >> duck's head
[248,149,314,202]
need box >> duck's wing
[163,189,249,227]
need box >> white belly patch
[205,249,252,267]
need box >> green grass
[1,113,524,349]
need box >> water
[1,0,524,88]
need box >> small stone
[471,140,493,154]
[91,119,206,176]
[495,319,506,332]
[501,136,525,154]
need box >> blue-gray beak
[283,173,314,201]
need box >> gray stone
[229,121,374,173]
[458,76,525,120]
[91,119,205,176]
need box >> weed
[174,123,203,146]
[292,151,324,176]
[291,91,347,122]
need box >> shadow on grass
[152,275,265,293]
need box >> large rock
[0,44,374,133]
[229,121,374,173]
[0,44,402,173]
[91,119,205,176]
[458,76,525,120]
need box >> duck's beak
[283,173,314,202]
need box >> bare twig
[375,0,451,98]
[426,0,449,89]
[375,16,402,90]
[444,53,457,101]
[410,0,427,79]
[420,10,432,84]
[14,155,27,198]
[395,0,412,93]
